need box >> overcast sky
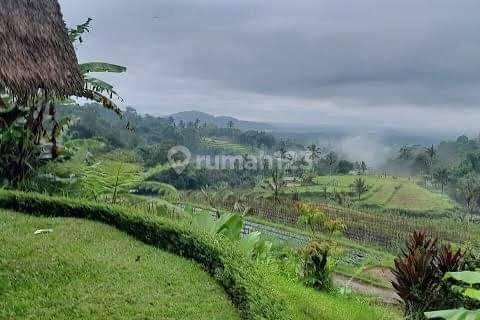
[59,0,480,134]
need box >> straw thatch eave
[0,0,83,98]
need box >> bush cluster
[391,231,467,319]
[0,190,287,320]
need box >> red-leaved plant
[391,231,466,319]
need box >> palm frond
[80,62,127,74]
[78,88,122,116]
[84,76,123,101]
[68,18,92,44]
[52,117,73,138]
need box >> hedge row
[0,190,287,320]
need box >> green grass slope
[289,175,455,214]
[270,276,400,320]
[0,210,240,320]
[0,191,401,320]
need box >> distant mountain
[166,110,274,131]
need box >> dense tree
[433,168,449,193]
[337,160,354,174]
[398,145,413,160]
[456,135,469,144]
[414,153,430,174]
[237,130,275,149]
[278,141,291,161]
[458,174,480,211]
[462,153,480,173]
[137,142,177,167]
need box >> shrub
[392,234,439,318]
[437,245,465,275]
[297,203,344,238]
[0,190,286,320]
[391,231,466,319]
[0,125,41,185]
[299,239,332,291]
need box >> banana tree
[425,271,480,319]
[191,211,273,261]
[45,19,127,159]
[69,18,127,117]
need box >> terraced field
[0,210,240,320]
[201,137,253,154]
[289,175,456,213]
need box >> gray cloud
[59,0,480,131]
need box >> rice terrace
[1,1,480,320]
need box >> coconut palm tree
[352,177,368,200]
[259,167,286,203]
[325,151,338,176]
[360,161,368,175]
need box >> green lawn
[0,210,239,320]
[289,175,455,213]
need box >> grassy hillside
[289,175,456,213]
[0,210,239,320]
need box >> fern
[81,160,142,204]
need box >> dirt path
[333,274,399,305]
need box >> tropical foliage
[81,160,142,204]
[0,18,126,186]
[392,231,467,319]
[299,240,332,290]
[191,211,275,261]
[425,271,480,319]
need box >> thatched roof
[0,0,83,98]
